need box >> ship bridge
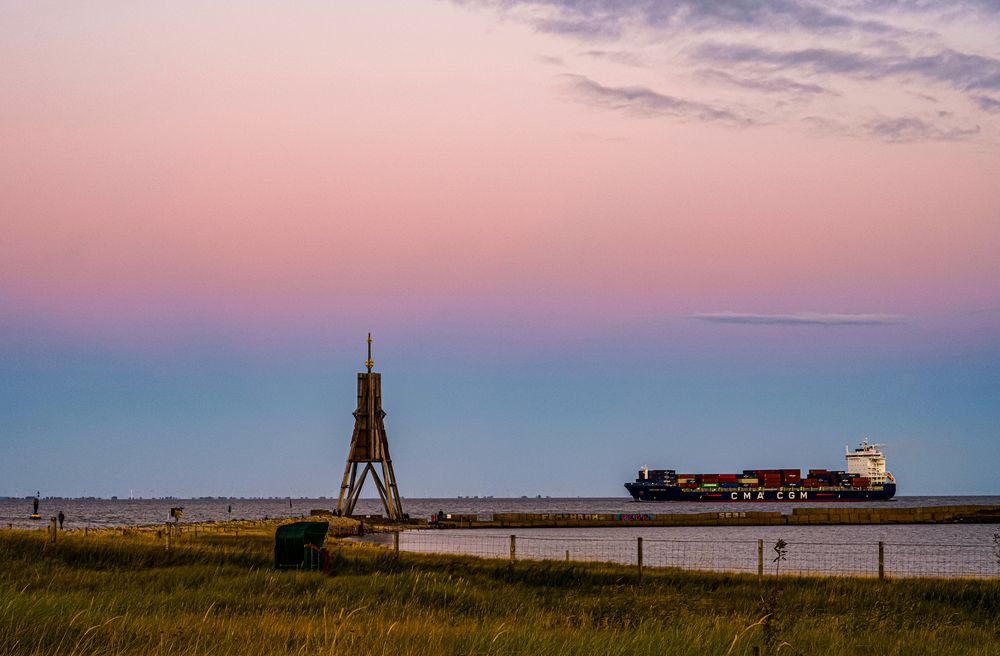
[845,438,889,484]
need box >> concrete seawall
[432,504,1000,529]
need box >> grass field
[1,525,998,655]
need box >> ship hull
[625,482,896,502]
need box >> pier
[433,504,1000,529]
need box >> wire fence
[390,531,1000,579]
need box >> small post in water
[878,541,885,580]
[509,534,516,562]
[393,531,400,558]
[637,537,643,582]
[758,539,764,577]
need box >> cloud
[694,43,873,74]
[581,49,646,67]
[694,43,1000,92]
[456,0,1000,141]
[561,74,755,125]
[535,15,621,38]
[866,115,980,141]
[884,49,1000,92]
[698,68,834,96]
[536,54,566,66]
[691,311,907,325]
[965,306,1000,315]
[457,0,898,36]
[977,95,1000,112]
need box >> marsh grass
[1,527,998,655]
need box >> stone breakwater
[431,504,1000,529]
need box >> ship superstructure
[845,438,890,484]
[625,439,896,502]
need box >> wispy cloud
[697,68,833,96]
[457,0,898,36]
[692,311,907,326]
[562,74,755,125]
[866,115,980,142]
[456,0,1000,142]
[536,54,565,66]
[581,49,646,67]
[694,43,1000,93]
[977,95,1000,112]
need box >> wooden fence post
[758,539,764,578]
[393,531,400,558]
[49,517,57,544]
[878,541,885,580]
[509,535,516,562]
[165,521,172,552]
[637,537,643,582]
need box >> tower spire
[365,332,373,373]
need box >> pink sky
[2,1,999,345]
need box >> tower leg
[336,458,356,515]
[383,458,403,520]
[345,464,372,517]
[369,465,391,515]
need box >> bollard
[393,531,400,558]
[758,539,764,577]
[878,541,885,580]
[637,537,644,582]
[50,517,57,544]
[510,535,516,562]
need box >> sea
[3,495,999,530]
[5,496,998,577]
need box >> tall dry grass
[1,527,997,655]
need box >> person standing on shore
[58,511,65,529]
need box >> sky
[1,0,998,499]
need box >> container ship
[625,439,896,502]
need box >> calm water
[376,523,1000,578]
[3,494,997,529]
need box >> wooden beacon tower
[336,334,404,521]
